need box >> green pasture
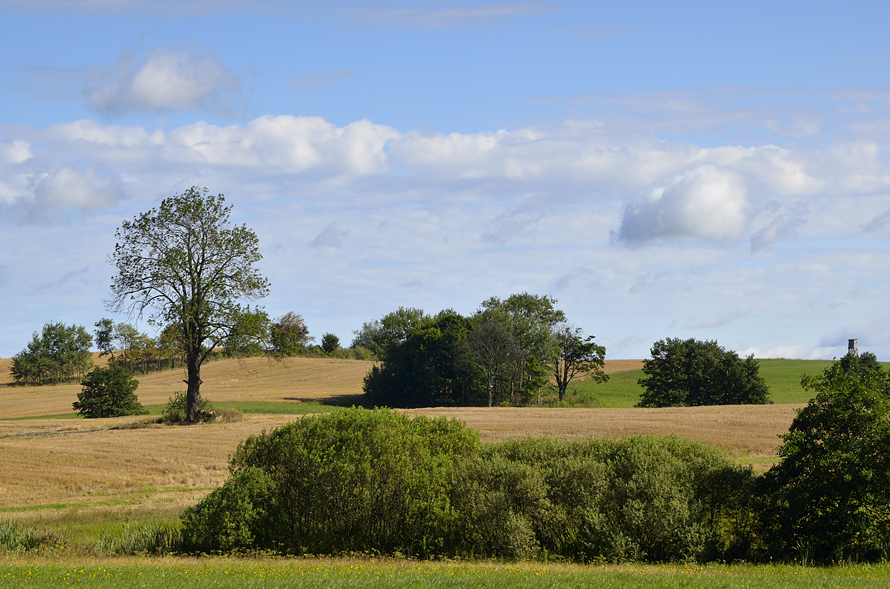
[2,560,889,589]
[562,359,844,408]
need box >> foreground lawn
[2,559,890,589]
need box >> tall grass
[0,521,65,553]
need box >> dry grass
[0,354,372,419]
[0,355,797,518]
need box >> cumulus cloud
[616,165,749,244]
[84,48,242,115]
[0,141,32,164]
[16,167,124,223]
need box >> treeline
[182,355,890,563]
[9,312,339,385]
[357,293,607,407]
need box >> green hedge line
[181,408,752,562]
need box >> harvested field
[0,404,799,514]
[0,355,801,518]
[0,355,372,419]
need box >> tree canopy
[108,187,269,423]
[10,322,93,385]
[759,353,890,562]
[73,364,146,418]
[636,338,770,407]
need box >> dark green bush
[181,408,480,556]
[72,364,146,418]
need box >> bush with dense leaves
[637,338,770,407]
[72,365,146,418]
[181,408,746,562]
[181,408,480,556]
[452,435,746,562]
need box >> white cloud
[22,167,124,223]
[616,165,749,244]
[84,48,242,115]
[0,141,32,164]
[750,212,807,252]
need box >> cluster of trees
[637,338,771,407]
[10,322,93,385]
[359,294,607,407]
[181,353,890,563]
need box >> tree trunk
[185,351,202,423]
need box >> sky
[2,0,890,360]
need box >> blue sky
[2,0,890,360]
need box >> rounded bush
[181,408,480,556]
[72,365,146,418]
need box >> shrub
[181,408,480,556]
[160,391,214,424]
[453,435,745,562]
[73,365,146,418]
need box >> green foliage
[637,338,770,407]
[454,436,745,562]
[223,307,272,358]
[96,523,181,555]
[182,408,746,562]
[108,186,270,423]
[759,356,890,563]
[72,365,146,418]
[320,332,340,355]
[477,293,566,404]
[0,521,66,553]
[552,325,608,401]
[181,467,275,553]
[351,307,429,360]
[363,310,482,407]
[10,322,93,385]
[181,408,481,556]
[270,312,312,356]
[160,391,214,424]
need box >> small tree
[73,365,146,418]
[551,325,608,402]
[270,312,312,357]
[321,333,340,355]
[637,338,770,407]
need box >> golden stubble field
[0,356,799,519]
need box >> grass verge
[1,559,889,589]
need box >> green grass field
[562,359,842,408]
[2,559,889,589]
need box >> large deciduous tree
[108,187,269,423]
[636,338,770,407]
